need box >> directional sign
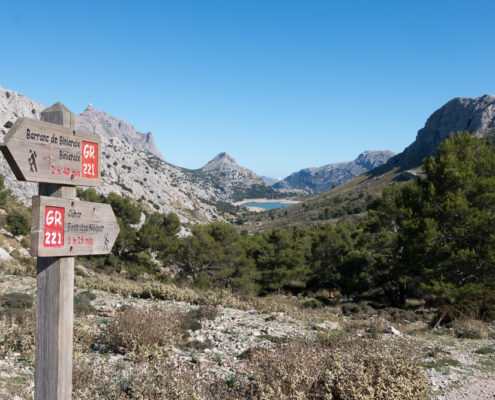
[0,118,101,186]
[31,196,119,257]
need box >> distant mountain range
[272,150,395,194]
[3,83,494,228]
[261,176,281,186]
[243,94,495,231]
[0,85,278,223]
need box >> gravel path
[1,271,494,399]
[436,376,495,399]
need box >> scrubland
[0,258,493,400]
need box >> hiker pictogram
[29,150,38,172]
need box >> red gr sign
[82,141,98,178]
[44,206,64,247]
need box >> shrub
[342,302,361,316]
[104,305,185,360]
[0,311,35,361]
[20,237,30,249]
[475,346,495,355]
[235,337,428,400]
[3,121,13,129]
[450,318,493,339]
[186,305,218,322]
[0,292,33,310]
[73,317,100,353]
[301,298,325,309]
[73,357,206,399]
[9,249,21,259]
[0,258,36,277]
[74,291,96,316]
[6,210,30,236]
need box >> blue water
[242,202,296,210]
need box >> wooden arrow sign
[31,196,119,257]
[0,117,101,186]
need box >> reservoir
[242,202,296,210]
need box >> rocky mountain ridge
[78,104,163,159]
[273,150,395,193]
[194,152,280,202]
[386,94,495,170]
[261,176,281,186]
[0,85,267,224]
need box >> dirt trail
[435,375,495,399]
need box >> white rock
[383,326,401,336]
[0,247,12,260]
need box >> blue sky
[2,1,495,179]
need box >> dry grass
[73,356,206,400]
[104,304,185,361]
[235,337,429,400]
[0,258,35,277]
[450,318,495,339]
[0,311,35,362]
[73,335,428,400]
[75,272,249,310]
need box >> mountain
[273,150,395,194]
[261,176,280,186]
[0,85,46,204]
[0,85,272,224]
[78,104,162,159]
[196,152,280,201]
[243,94,495,232]
[386,94,495,170]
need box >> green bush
[0,292,34,324]
[342,303,361,315]
[74,291,96,316]
[301,298,325,309]
[475,346,495,355]
[20,237,30,249]
[6,210,30,236]
[0,292,33,309]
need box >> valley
[1,84,495,399]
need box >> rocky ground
[0,268,494,399]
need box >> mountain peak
[201,152,238,172]
[386,94,495,170]
[77,105,163,159]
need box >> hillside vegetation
[0,132,494,398]
[3,131,493,315]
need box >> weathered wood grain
[34,103,77,400]
[31,196,119,257]
[36,255,74,400]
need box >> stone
[0,247,12,260]
[315,320,341,331]
[383,326,401,336]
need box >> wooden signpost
[0,116,101,186]
[0,102,119,400]
[31,196,119,257]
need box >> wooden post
[35,103,76,400]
